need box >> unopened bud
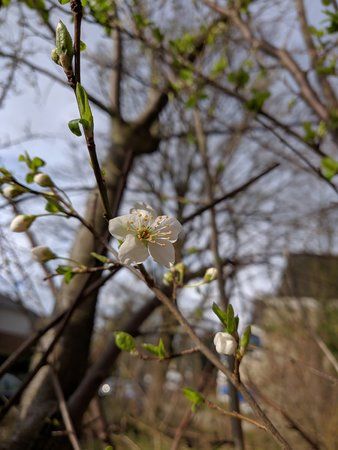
[204,267,217,283]
[10,215,36,232]
[2,184,26,199]
[163,271,174,286]
[31,246,56,262]
[213,332,237,355]
[33,173,53,187]
[55,21,73,70]
[51,48,61,65]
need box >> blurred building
[240,252,338,383]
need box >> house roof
[0,293,39,319]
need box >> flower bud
[213,332,237,355]
[33,173,53,187]
[55,21,73,70]
[2,184,26,199]
[31,246,56,262]
[163,271,174,286]
[204,267,217,283]
[10,215,36,232]
[51,48,61,65]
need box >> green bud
[173,262,185,284]
[163,271,174,286]
[31,246,56,262]
[10,215,36,232]
[33,172,54,187]
[51,48,61,65]
[55,20,73,70]
[56,20,73,55]
[115,331,135,352]
[2,184,26,199]
[203,267,217,283]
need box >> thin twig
[205,399,267,431]
[137,266,292,450]
[182,163,279,223]
[50,367,82,450]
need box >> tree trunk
[3,118,162,450]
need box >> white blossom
[109,203,182,267]
[213,332,237,355]
[10,215,36,232]
[31,246,56,262]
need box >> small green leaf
[31,157,45,170]
[45,199,62,213]
[75,83,93,132]
[151,26,164,42]
[158,338,166,358]
[227,68,250,88]
[323,10,338,34]
[115,331,135,352]
[58,0,70,4]
[26,173,35,183]
[80,40,87,51]
[212,302,227,327]
[321,156,338,180]
[183,387,204,411]
[246,89,270,112]
[226,304,237,334]
[56,265,74,284]
[240,325,251,353]
[68,119,82,137]
[211,56,228,77]
[64,271,75,283]
[90,252,109,263]
[142,338,166,359]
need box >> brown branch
[205,399,267,431]
[0,269,119,420]
[110,4,123,117]
[248,380,322,450]
[0,51,113,116]
[84,135,113,219]
[137,346,199,361]
[194,109,244,450]
[295,0,338,107]
[70,0,83,84]
[171,362,214,450]
[50,367,82,450]
[255,116,338,194]
[182,163,279,223]
[138,266,292,450]
[203,0,329,121]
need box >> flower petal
[108,215,132,240]
[130,202,156,217]
[118,234,148,265]
[152,216,182,242]
[148,240,175,267]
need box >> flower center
[138,228,151,240]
